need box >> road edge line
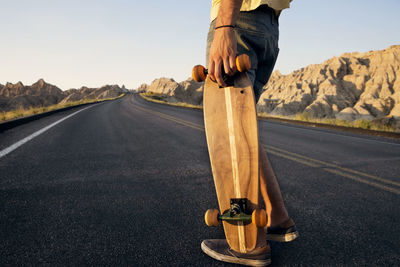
[0,104,97,159]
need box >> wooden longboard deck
[203,73,264,253]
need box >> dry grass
[0,93,125,122]
[258,111,397,133]
[139,92,202,110]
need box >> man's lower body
[203,5,298,266]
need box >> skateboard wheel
[252,209,267,228]
[192,65,207,82]
[236,54,251,72]
[205,209,220,227]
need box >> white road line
[0,105,95,159]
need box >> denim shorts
[206,5,279,102]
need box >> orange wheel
[236,54,251,72]
[204,209,220,227]
[252,209,267,228]
[192,65,207,82]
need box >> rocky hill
[0,79,126,112]
[138,77,203,105]
[138,45,400,128]
[257,45,400,124]
[59,85,124,104]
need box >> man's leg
[253,42,299,241]
[254,78,298,241]
[259,144,289,227]
[234,28,291,229]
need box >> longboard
[193,56,267,253]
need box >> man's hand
[208,0,243,87]
[209,28,237,87]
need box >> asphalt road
[1,94,399,266]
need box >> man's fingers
[209,61,215,81]
[229,55,237,74]
[223,57,232,76]
[215,60,226,87]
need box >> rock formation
[0,79,66,111]
[138,45,400,128]
[136,83,148,93]
[142,77,203,105]
[0,79,125,112]
[59,85,124,104]
[257,45,400,126]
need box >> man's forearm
[209,0,243,86]
[215,0,243,27]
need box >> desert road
[1,94,399,266]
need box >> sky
[0,0,399,90]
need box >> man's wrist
[215,0,243,29]
[215,25,235,30]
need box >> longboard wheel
[252,209,267,228]
[236,54,251,72]
[205,209,220,227]
[192,65,207,82]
